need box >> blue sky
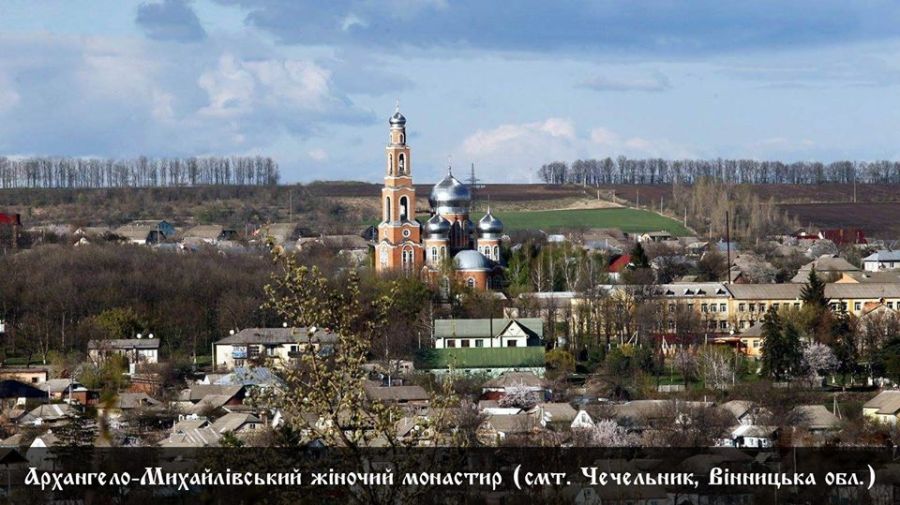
[2,1,900,183]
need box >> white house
[433,318,543,349]
[87,338,160,365]
[863,390,900,424]
[213,327,338,371]
[864,250,900,272]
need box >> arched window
[493,245,499,259]
[400,133,405,144]
[431,247,437,262]
[466,277,476,289]
[399,196,408,221]
[441,246,446,258]
[388,154,393,174]
[398,153,406,174]
[385,196,391,221]
[379,246,388,267]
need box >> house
[528,402,577,428]
[432,318,543,349]
[177,385,245,414]
[570,410,594,429]
[18,404,77,427]
[477,413,540,445]
[638,230,676,243]
[791,255,860,283]
[213,327,338,371]
[482,371,548,395]
[182,224,236,245]
[114,220,175,245]
[863,391,900,424]
[87,338,160,366]
[819,228,866,246]
[0,368,49,385]
[209,412,263,438]
[159,417,220,447]
[417,319,545,377]
[719,400,764,426]
[364,385,430,408]
[863,250,900,272]
[837,270,900,283]
[0,381,49,409]
[258,223,301,246]
[202,367,285,388]
[37,379,83,400]
[721,424,778,448]
[607,254,631,282]
[792,405,841,432]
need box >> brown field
[780,203,900,238]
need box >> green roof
[432,318,543,339]
[416,347,546,370]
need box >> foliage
[801,342,838,383]
[497,382,539,410]
[698,347,734,390]
[544,348,575,380]
[585,419,637,447]
[760,308,802,380]
[800,267,829,312]
[630,242,650,269]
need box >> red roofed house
[608,254,632,282]
[819,228,867,246]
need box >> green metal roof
[416,347,545,370]
[432,318,543,339]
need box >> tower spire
[447,155,453,175]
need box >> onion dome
[389,107,406,127]
[477,208,503,236]
[429,166,471,214]
[453,250,492,271]
[425,213,450,237]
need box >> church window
[466,277,476,288]
[385,196,391,221]
[493,246,499,258]
[431,247,438,262]
[399,196,409,220]
[399,153,406,174]
[380,247,388,267]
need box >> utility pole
[725,210,731,284]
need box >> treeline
[0,244,277,363]
[538,157,900,185]
[0,156,279,189]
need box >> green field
[495,208,692,236]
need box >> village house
[87,338,160,366]
[638,230,676,243]
[176,385,246,414]
[114,220,175,245]
[181,224,237,245]
[213,327,338,371]
[418,320,545,377]
[863,391,900,424]
[864,250,900,272]
[791,255,860,282]
[0,368,49,385]
[37,379,83,400]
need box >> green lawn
[495,208,692,236]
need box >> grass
[495,208,692,236]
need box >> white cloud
[459,119,696,182]
[308,148,328,161]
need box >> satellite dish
[148,333,154,339]
[229,330,235,336]
[282,322,288,328]
[136,334,142,339]
[310,326,317,334]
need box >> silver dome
[389,110,406,127]
[429,169,471,214]
[425,213,450,237]
[477,209,503,236]
[453,250,492,271]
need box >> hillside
[3,181,895,237]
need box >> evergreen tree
[630,242,650,269]
[800,267,829,311]
[760,308,802,380]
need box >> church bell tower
[375,104,424,274]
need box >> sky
[2,1,900,183]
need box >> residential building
[791,255,860,282]
[87,338,160,365]
[433,318,542,349]
[0,368,49,385]
[863,250,900,272]
[114,220,174,245]
[212,327,338,371]
[417,319,545,377]
[863,391,900,424]
[638,230,676,243]
[182,224,236,245]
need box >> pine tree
[800,267,829,310]
[631,242,650,269]
[760,308,802,380]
